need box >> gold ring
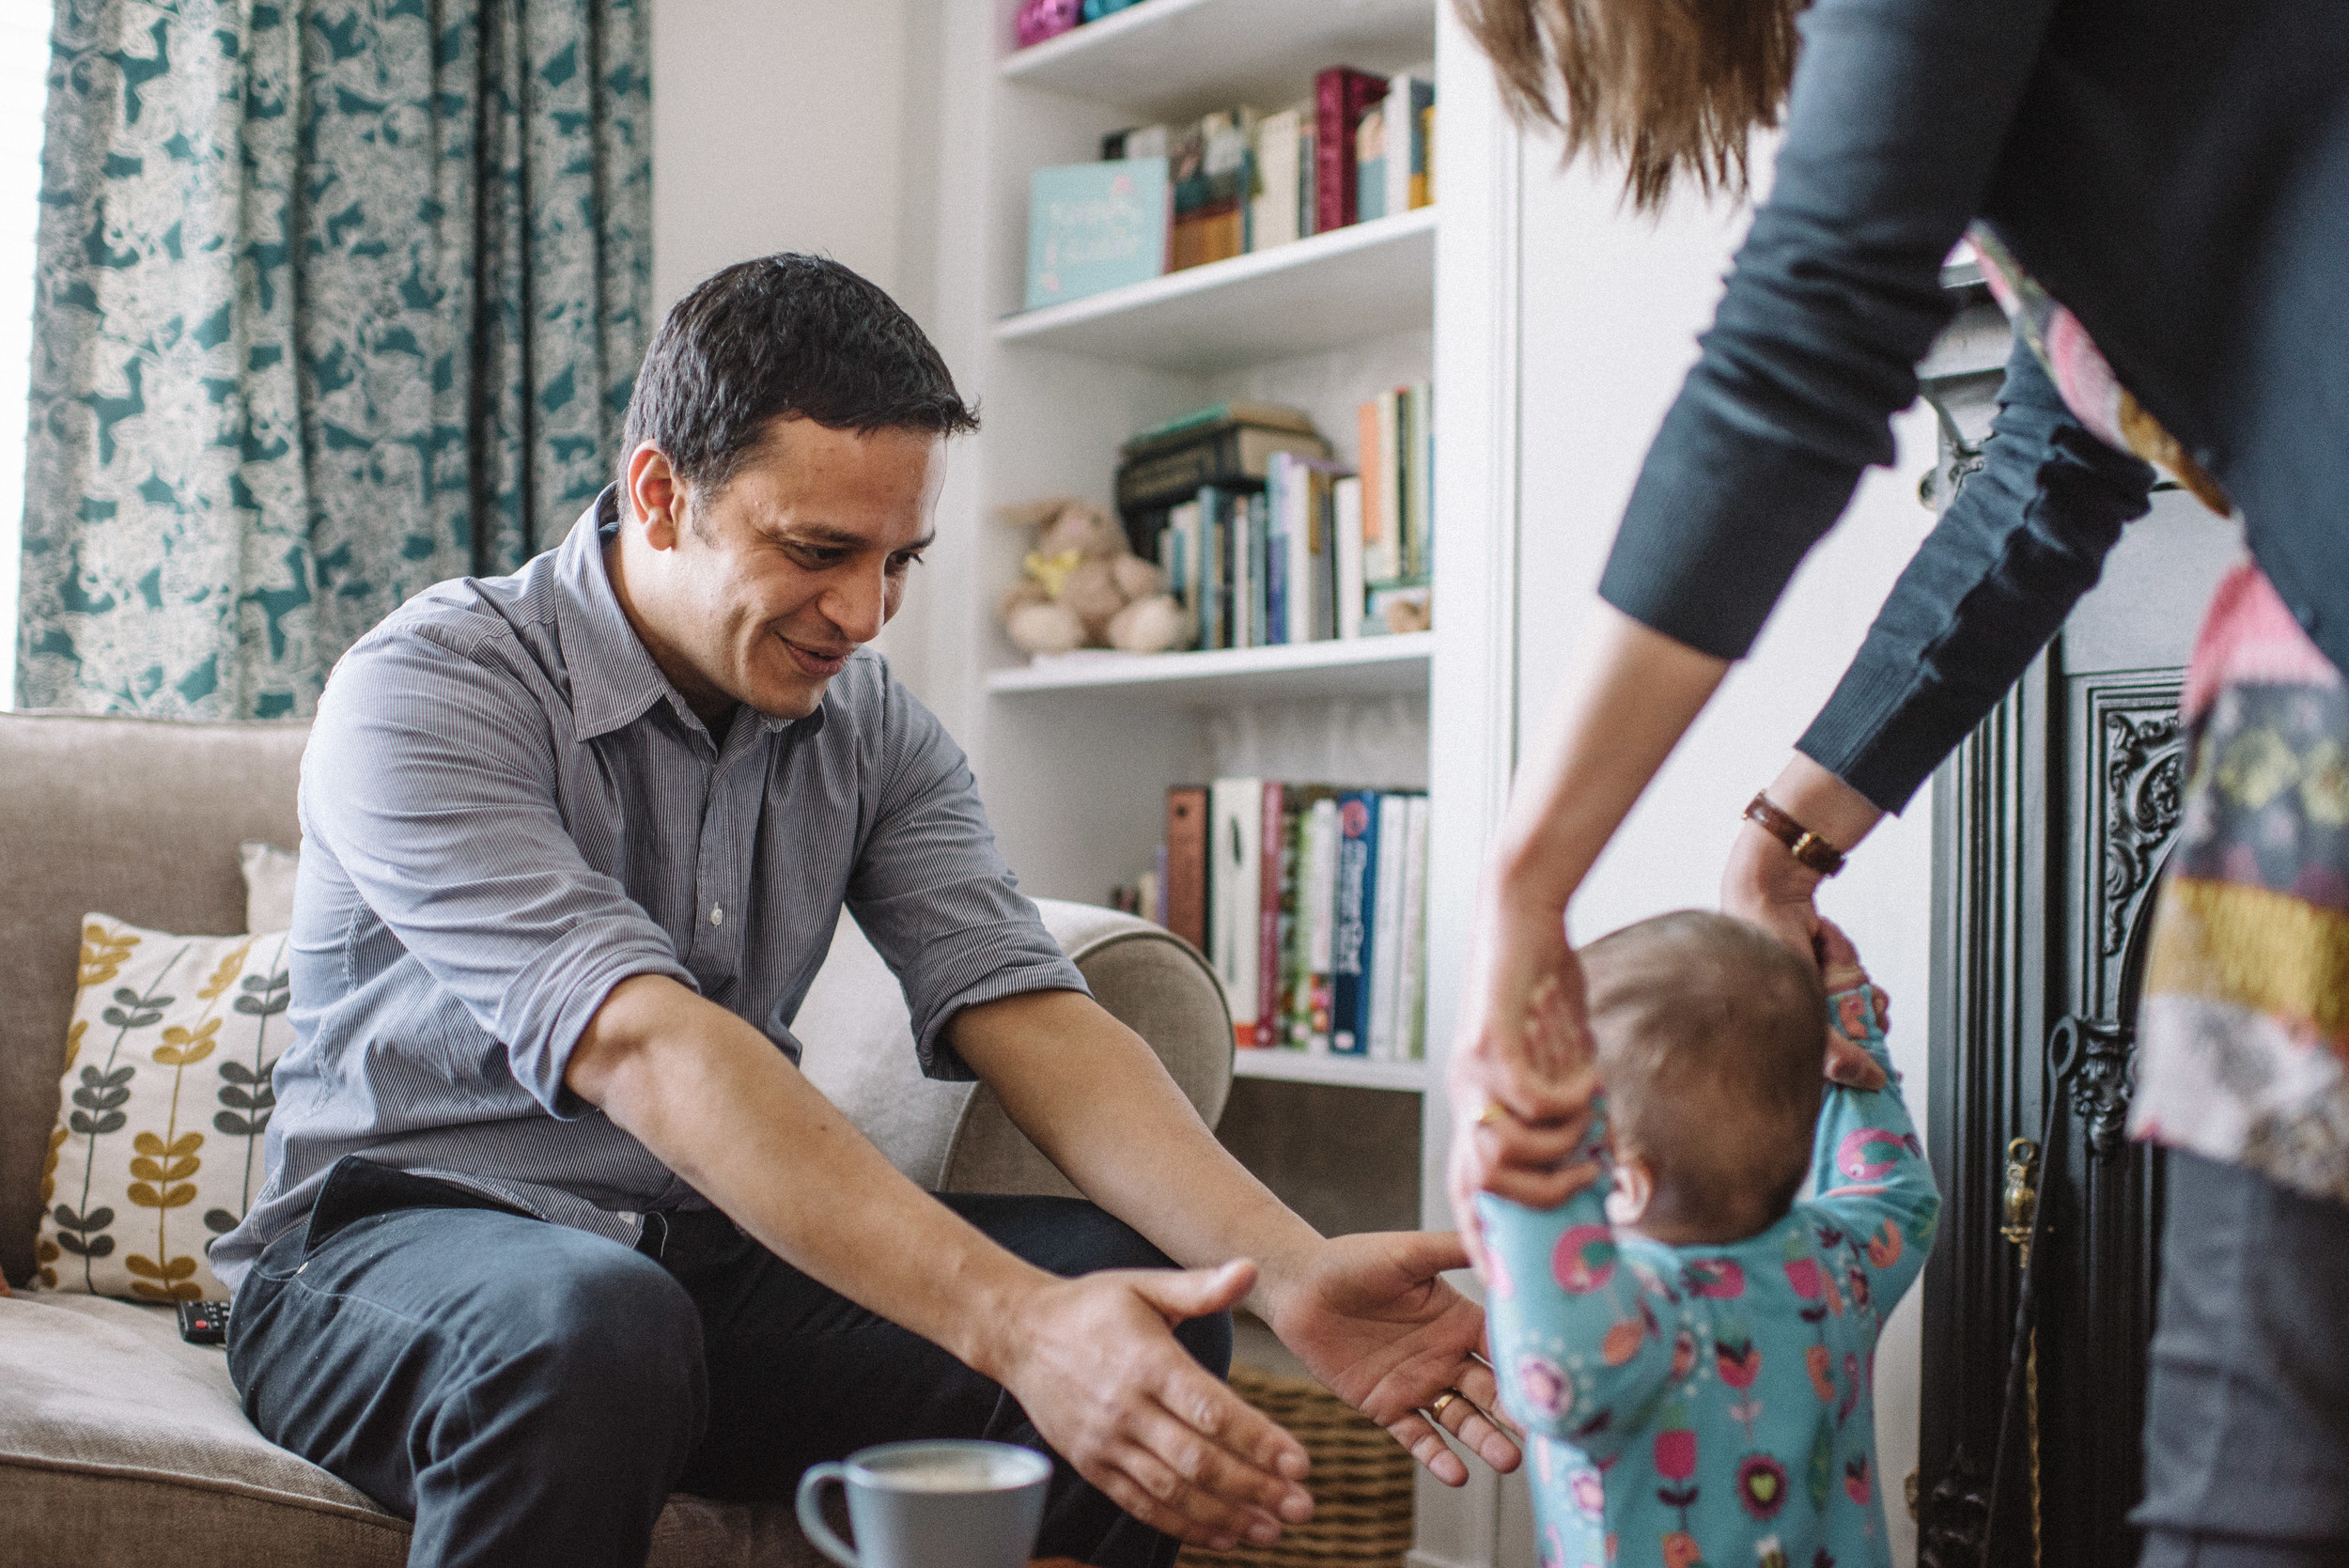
[1429,1389,1462,1420]
[1475,1102,1506,1127]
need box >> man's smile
[780,635,853,678]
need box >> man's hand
[1260,1232,1523,1483]
[992,1260,1315,1553]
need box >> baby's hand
[1815,918,1890,1071]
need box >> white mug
[796,1438,1053,1568]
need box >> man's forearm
[946,989,1321,1314]
[566,974,1050,1380]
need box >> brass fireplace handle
[2001,1137,2041,1251]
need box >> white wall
[1506,149,1941,1567]
[651,0,916,314]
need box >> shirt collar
[554,487,826,744]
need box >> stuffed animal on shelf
[996,497,1188,656]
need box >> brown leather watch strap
[1743,792,1847,877]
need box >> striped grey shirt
[210,493,1084,1292]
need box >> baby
[1478,911,1938,1568]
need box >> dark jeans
[2137,1150,2349,1568]
[227,1157,1230,1568]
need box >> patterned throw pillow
[37,916,293,1301]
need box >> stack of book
[1117,387,1433,651]
[1135,782,1431,1062]
[1025,68,1436,308]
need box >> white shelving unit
[1231,1049,1428,1092]
[996,208,1436,373]
[986,631,1432,703]
[913,0,1497,1556]
[1001,0,1435,122]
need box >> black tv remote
[177,1298,230,1345]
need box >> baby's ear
[1605,1149,1655,1226]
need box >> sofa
[0,710,1235,1567]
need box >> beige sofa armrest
[793,899,1234,1198]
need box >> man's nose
[822,565,888,644]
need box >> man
[211,256,1518,1568]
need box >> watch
[1743,792,1846,877]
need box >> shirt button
[710,905,724,926]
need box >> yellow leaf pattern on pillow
[39,920,293,1302]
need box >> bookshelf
[1232,1049,1427,1093]
[1001,0,1434,123]
[984,630,1432,702]
[910,1,1519,1559]
[995,207,1436,372]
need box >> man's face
[623,418,942,722]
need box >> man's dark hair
[620,254,978,506]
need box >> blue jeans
[227,1157,1229,1568]
[2137,1151,2349,1567]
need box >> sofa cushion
[238,842,301,934]
[37,919,296,1300]
[0,1292,820,1567]
[0,712,308,1289]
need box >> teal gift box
[1025,157,1169,311]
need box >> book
[1366,793,1410,1059]
[1354,101,1387,224]
[1395,794,1432,1059]
[1295,796,1342,1049]
[1402,380,1432,582]
[1170,109,1254,272]
[1159,497,1205,649]
[1025,158,1169,310]
[1364,582,1432,636]
[1313,67,1388,233]
[1330,789,1383,1055]
[1383,77,1434,222]
[1256,784,1287,1048]
[1249,109,1304,253]
[1101,123,1171,162]
[1415,104,1436,210]
[1117,426,1331,513]
[1298,123,1317,236]
[1209,779,1265,1048]
[1229,489,1254,649]
[1333,474,1365,640]
[1125,400,1319,455]
[1366,388,1404,584]
[1164,786,1208,953]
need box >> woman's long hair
[1453,0,1804,210]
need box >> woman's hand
[1720,757,1890,1090]
[1444,890,1604,1272]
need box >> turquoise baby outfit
[1478,983,1939,1568]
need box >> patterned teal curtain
[15,0,650,717]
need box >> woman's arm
[1721,339,2153,951]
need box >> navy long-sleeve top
[1595,0,2349,811]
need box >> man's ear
[1604,1148,1655,1227]
[626,441,684,551]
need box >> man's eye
[789,545,846,568]
[889,552,926,573]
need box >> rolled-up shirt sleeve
[845,673,1087,1079]
[302,621,696,1117]
[1595,0,2061,660]
[1797,337,2154,811]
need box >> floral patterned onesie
[1477,983,1940,1568]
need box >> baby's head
[1583,910,1828,1244]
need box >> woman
[1445,0,2349,1561]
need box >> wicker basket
[1176,1362,1416,1568]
